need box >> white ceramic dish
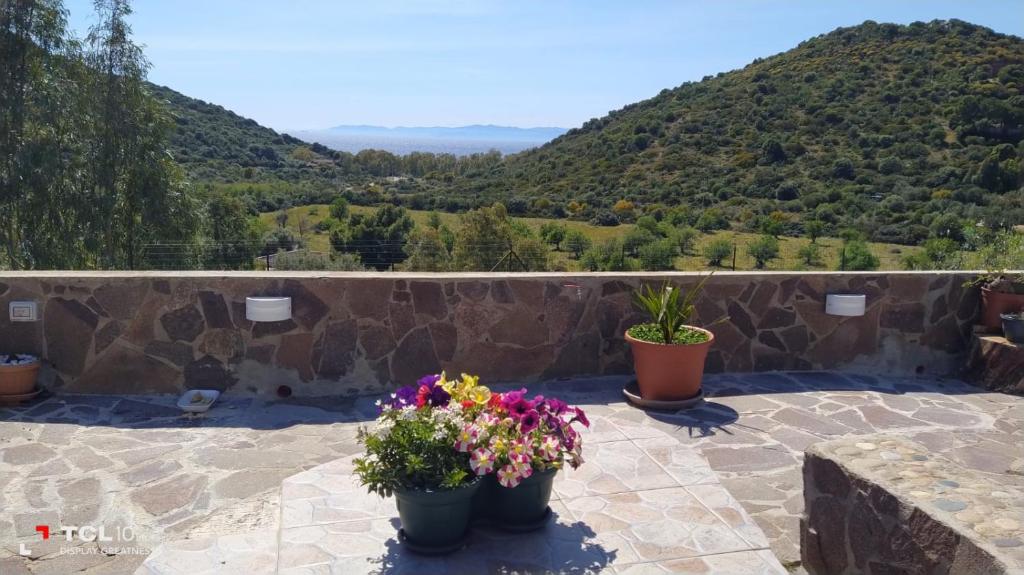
[177,389,220,413]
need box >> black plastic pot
[394,477,482,553]
[1002,313,1024,344]
[479,467,557,530]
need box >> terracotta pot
[0,361,40,395]
[980,287,1024,332]
[625,326,714,401]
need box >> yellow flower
[470,386,491,405]
[439,371,455,393]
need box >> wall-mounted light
[245,297,291,322]
[825,294,866,317]
[9,301,38,322]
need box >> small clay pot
[981,287,1024,332]
[0,360,40,396]
[625,326,714,401]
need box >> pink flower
[455,424,478,452]
[497,463,524,488]
[470,448,495,475]
[572,407,590,428]
[540,436,560,460]
[519,409,541,433]
[507,399,534,419]
[509,437,533,460]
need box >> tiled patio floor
[1,372,1022,573]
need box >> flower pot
[394,477,481,553]
[0,360,40,396]
[980,287,1024,332]
[480,467,556,530]
[626,326,714,401]
[1002,314,1024,345]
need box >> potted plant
[625,275,725,401]
[1002,309,1024,344]
[438,374,589,530]
[977,274,1024,332]
[0,354,40,397]
[965,229,1024,332]
[354,375,480,554]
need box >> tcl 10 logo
[20,524,138,556]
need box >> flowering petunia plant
[353,376,470,497]
[355,372,589,496]
[439,373,590,489]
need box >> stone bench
[801,436,1024,574]
[967,333,1024,395]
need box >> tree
[86,0,200,269]
[261,228,299,256]
[748,235,780,269]
[338,204,414,271]
[672,226,699,255]
[612,199,635,220]
[565,229,592,259]
[426,211,443,230]
[452,204,518,271]
[840,238,880,271]
[703,238,733,267]
[329,196,349,220]
[0,0,199,270]
[581,239,633,271]
[405,227,450,271]
[539,222,567,251]
[203,193,259,269]
[804,220,825,243]
[797,242,822,267]
[637,240,676,271]
[902,238,959,270]
[623,227,656,257]
[696,209,728,232]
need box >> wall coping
[0,270,987,280]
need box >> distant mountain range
[293,124,567,155]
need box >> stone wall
[0,271,979,396]
[801,436,1024,574]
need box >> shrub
[798,243,822,267]
[672,226,699,255]
[748,235,780,269]
[840,239,880,270]
[564,229,592,259]
[703,238,733,267]
[637,239,676,271]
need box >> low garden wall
[802,436,1024,574]
[0,271,979,396]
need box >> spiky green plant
[631,274,725,344]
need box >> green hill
[147,83,342,185]
[446,20,1024,244]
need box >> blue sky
[64,1,1023,131]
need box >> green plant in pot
[626,275,726,401]
[964,228,1024,332]
[354,375,479,554]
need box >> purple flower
[519,409,541,433]
[429,384,451,406]
[508,398,534,419]
[501,388,528,409]
[546,398,568,415]
[572,407,590,428]
[416,374,441,387]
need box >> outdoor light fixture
[825,294,866,317]
[245,296,292,322]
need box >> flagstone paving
[1,371,1021,573]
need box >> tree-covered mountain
[444,20,1024,244]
